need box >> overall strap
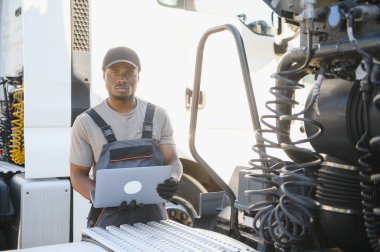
[142,103,155,139]
[86,109,117,143]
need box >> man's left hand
[157,177,179,200]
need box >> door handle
[185,88,205,110]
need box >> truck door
[157,0,278,182]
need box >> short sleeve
[159,110,175,145]
[70,116,94,167]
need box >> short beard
[113,95,134,102]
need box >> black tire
[176,173,207,216]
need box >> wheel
[166,173,207,226]
[176,173,207,215]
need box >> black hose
[248,23,323,249]
[346,9,380,250]
[356,91,380,252]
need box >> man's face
[103,62,139,101]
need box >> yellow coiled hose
[9,84,24,165]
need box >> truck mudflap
[82,220,257,252]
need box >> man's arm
[157,144,183,200]
[158,144,183,181]
[70,163,95,201]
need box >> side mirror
[238,14,273,37]
[156,0,195,11]
[271,12,300,55]
[272,12,287,54]
[156,0,185,9]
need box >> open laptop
[90,165,172,208]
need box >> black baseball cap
[102,46,141,72]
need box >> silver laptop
[90,165,172,208]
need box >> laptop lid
[91,165,172,208]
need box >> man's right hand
[115,200,143,211]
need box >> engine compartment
[226,1,380,251]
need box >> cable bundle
[248,22,324,249]
[0,78,13,162]
[0,103,12,162]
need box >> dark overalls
[86,103,167,228]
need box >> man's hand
[115,200,142,212]
[157,177,180,200]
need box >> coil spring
[9,83,24,165]
[247,23,324,248]
[356,91,380,252]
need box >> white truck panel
[11,174,71,249]
[23,0,71,128]
[23,0,71,178]
[24,127,70,179]
[73,191,91,242]
[6,242,107,252]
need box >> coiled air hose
[345,10,380,251]
[248,21,323,250]
[9,83,24,165]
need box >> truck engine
[235,1,380,251]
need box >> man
[70,46,183,228]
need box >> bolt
[300,125,305,133]
[169,210,176,217]
[180,213,188,220]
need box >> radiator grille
[82,220,257,252]
[72,0,90,52]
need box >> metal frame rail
[188,24,266,235]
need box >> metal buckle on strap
[143,121,153,132]
[101,125,114,137]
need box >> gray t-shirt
[70,98,175,167]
